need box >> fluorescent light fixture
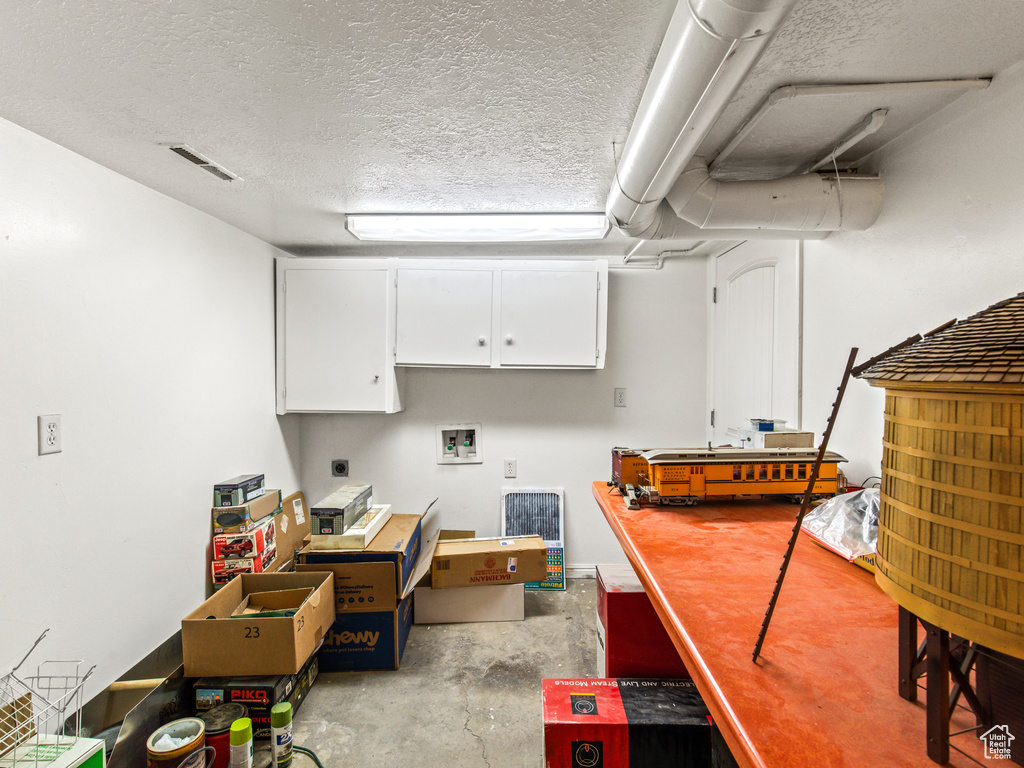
[346,213,610,242]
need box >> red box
[213,516,276,560]
[212,544,277,585]
[542,678,712,767]
[596,564,688,679]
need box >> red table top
[592,481,987,768]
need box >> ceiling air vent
[168,144,239,182]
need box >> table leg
[924,622,950,764]
[899,606,918,702]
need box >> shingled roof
[855,291,1024,386]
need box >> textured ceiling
[2,0,1023,260]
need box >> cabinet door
[396,269,493,366]
[499,270,599,367]
[281,267,390,411]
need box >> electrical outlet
[614,388,627,407]
[504,459,517,478]
[38,414,61,455]
[331,459,349,477]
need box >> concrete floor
[293,578,597,768]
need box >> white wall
[0,118,301,696]
[297,259,708,570]
[802,61,1024,485]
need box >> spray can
[228,717,253,768]
[270,702,293,768]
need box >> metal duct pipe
[606,0,800,235]
[629,200,837,241]
[664,159,884,231]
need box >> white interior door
[711,241,801,445]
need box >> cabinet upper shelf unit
[275,257,608,414]
[395,259,608,369]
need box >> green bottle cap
[271,702,292,727]
[229,718,253,746]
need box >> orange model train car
[611,446,846,507]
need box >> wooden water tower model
[856,292,1024,763]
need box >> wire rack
[0,631,95,767]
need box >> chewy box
[543,679,713,768]
[194,653,318,740]
[597,564,688,679]
[183,572,335,677]
[295,512,430,671]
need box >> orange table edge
[592,481,987,768]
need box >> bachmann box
[194,653,318,740]
[543,679,713,768]
[430,535,547,589]
[215,474,266,507]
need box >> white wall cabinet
[276,258,402,414]
[395,268,494,366]
[395,259,607,369]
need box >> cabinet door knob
[374,374,380,381]
[478,336,486,346]
[505,334,513,345]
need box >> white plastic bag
[801,488,879,559]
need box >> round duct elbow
[693,0,799,41]
[666,163,884,231]
[606,179,664,237]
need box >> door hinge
[596,348,600,359]
[282,388,287,400]
[282,277,286,293]
[712,286,717,303]
[710,409,716,427]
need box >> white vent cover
[168,144,240,182]
[501,488,563,548]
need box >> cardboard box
[414,581,524,624]
[212,543,277,585]
[215,474,266,507]
[430,535,547,589]
[295,515,436,672]
[297,512,425,594]
[310,482,372,535]
[318,593,414,672]
[232,587,313,618]
[310,504,392,551]
[213,489,282,534]
[269,491,312,573]
[213,516,276,560]
[194,653,318,740]
[542,679,715,768]
[596,564,688,679]
[182,572,335,677]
